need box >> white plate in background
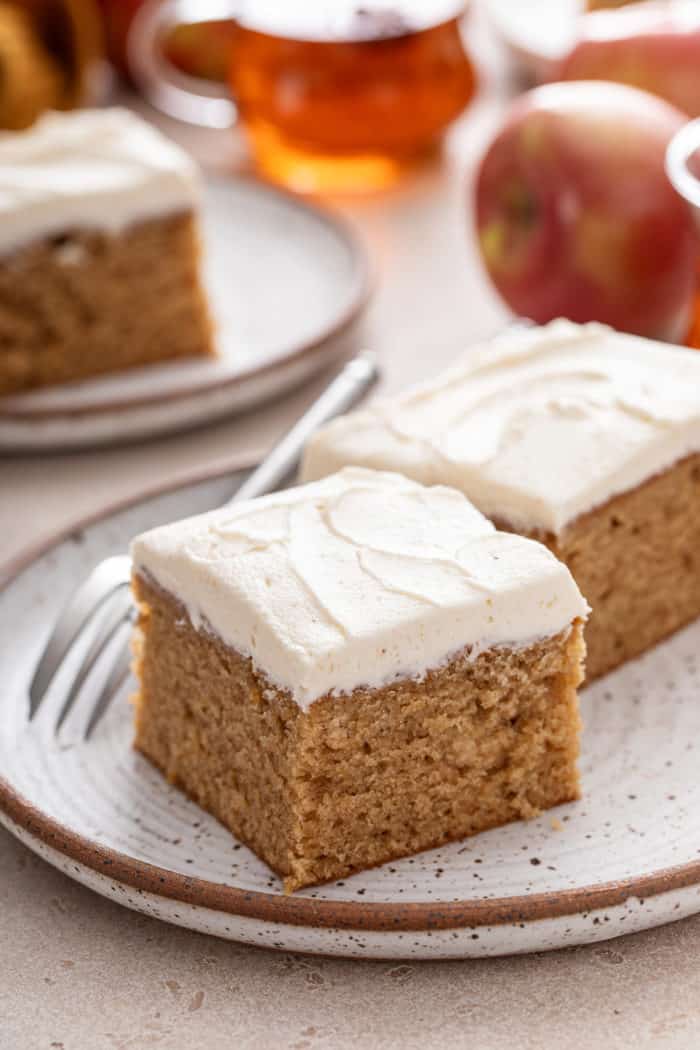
[0,179,371,452]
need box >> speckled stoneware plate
[0,179,371,453]
[2,466,700,960]
[483,0,584,82]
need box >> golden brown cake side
[0,212,214,395]
[132,575,585,893]
[501,452,700,682]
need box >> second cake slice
[301,321,700,679]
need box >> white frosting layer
[301,321,700,535]
[132,468,587,709]
[0,108,199,253]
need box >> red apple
[474,81,698,341]
[556,2,700,117]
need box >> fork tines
[29,554,134,737]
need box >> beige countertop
[2,19,700,1049]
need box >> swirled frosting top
[301,321,700,535]
[0,108,198,253]
[132,468,587,708]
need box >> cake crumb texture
[133,576,585,892]
[0,213,214,395]
[546,452,700,681]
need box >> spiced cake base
[0,212,214,395]
[520,452,700,682]
[132,575,585,892]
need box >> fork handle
[227,352,380,505]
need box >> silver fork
[28,352,379,738]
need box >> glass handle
[127,0,239,128]
[666,118,700,213]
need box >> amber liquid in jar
[228,1,476,193]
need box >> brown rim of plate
[0,175,374,421]
[2,461,700,933]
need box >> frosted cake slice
[301,321,700,679]
[131,467,588,891]
[0,107,214,395]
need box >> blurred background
[4,0,700,357]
